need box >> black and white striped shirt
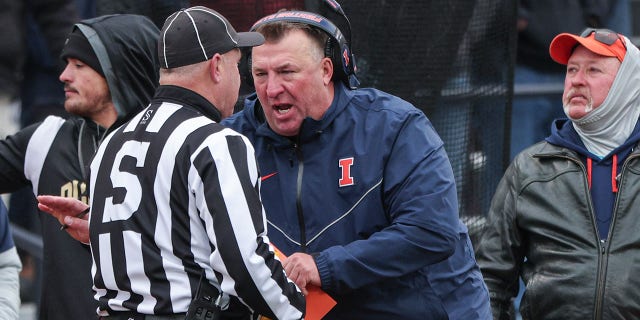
[0,115,103,319]
[88,85,305,318]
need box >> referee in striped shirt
[39,6,305,320]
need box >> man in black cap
[0,14,160,320]
[39,6,306,320]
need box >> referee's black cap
[158,6,265,69]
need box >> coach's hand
[283,252,321,295]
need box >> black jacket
[477,138,640,319]
[0,14,159,320]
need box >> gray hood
[73,14,160,129]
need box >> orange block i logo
[338,157,354,187]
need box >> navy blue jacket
[223,83,490,319]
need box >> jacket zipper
[552,152,640,319]
[552,154,607,319]
[594,153,640,319]
[293,143,307,252]
[594,239,607,320]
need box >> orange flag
[271,244,337,320]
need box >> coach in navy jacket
[222,8,490,319]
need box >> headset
[243,0,359,89]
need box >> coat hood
[546,117,640,161]
[73,14,160,128]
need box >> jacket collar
[74,116,108,177]
[248,82,353,146]
[544,117,640,162]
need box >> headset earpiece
[239,47,253,90]
[324,38,334,59]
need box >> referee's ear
[209,53,224,84]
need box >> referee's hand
[37,195,90,244]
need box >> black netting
[336,0,516,245]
